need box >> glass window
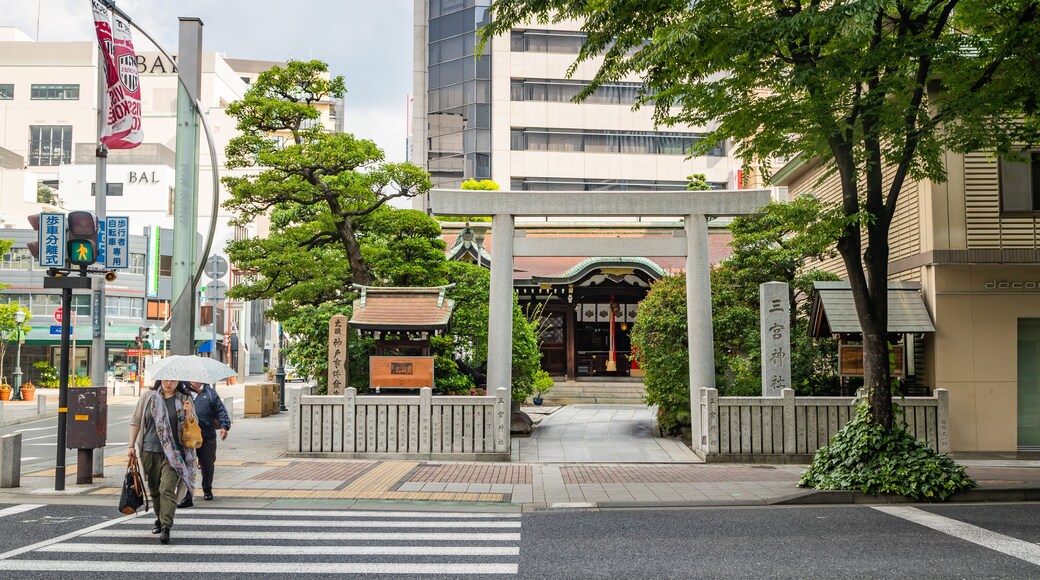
[91,182,124,196]
[0,84,12,99]
[128,253,146,275]
[510,80,524,102]
[1,248,33,270]
[30,84,80,100]
[510,127,721,157]
[30,294,90,318]
[512,30,586,54]
[159,255,173,277]
[1000,153,1040,213]
[28,125,73,166]
[0,294,30,307]
[146,300,170,320]
[106,296,144,319]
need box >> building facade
[0,27,286,379]
[774,150,1040,453]
[411,1,741,205]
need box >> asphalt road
[1,401,138,476]
[0,502,1036,579]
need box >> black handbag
[118,459,148,515]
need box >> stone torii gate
[429,189,770,450]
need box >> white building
[0,27,287,376]
[411,1,741,211]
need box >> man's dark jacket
[183,383,231,440]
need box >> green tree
[362,208,449,287]
[0,239,12,290]
[437,179,496,222]
[482,0,1040,430]
[685,173,710,191]
[223,60,430,290]
[36,182,58,205]
[0,303,31,383]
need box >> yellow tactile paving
[339,461,418,495]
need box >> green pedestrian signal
[68,239,96,265]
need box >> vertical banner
[145,225,160,297]
[90,0,117,143]
[90,0,142,149]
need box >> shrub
[33,361,59,388]
[533,370,554,397]
[799,405,976,501]
[629,275,691,433]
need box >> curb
[0,411,58,428]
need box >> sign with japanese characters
[39,212,66,267]
[105,216,130,268]
[327,314,349,395]
[760,282,792,396]
[839,344,904,378]
[370,356,435,389]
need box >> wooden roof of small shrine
[809,281,935,338]
[349,285,455,331]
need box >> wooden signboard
[839,344,904,378]
[370,356,435,389]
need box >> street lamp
[275,324,287,411]
[12,309,25,400]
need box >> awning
[809,281,936,338]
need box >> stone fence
[696,387,950,462]
[287,386,510,461]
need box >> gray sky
[4,0,413,162]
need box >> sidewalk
[3,387,1039,510]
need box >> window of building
[1,248,33,270]
[31,294,90,318]
[28,125,73,166]
[159,255,173,277]
[511,177,725,192]
[107,296,144,319]
[128,253,146,275]
[510,128,725,157]
[0,294,30,307]
[30,84,80,100]
[510,79,646,105]
[0,84,13,100]
[91,182,124,196]
[510,29,586,53]
[146,299,170,320]
[1000,152,1040,213]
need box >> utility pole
[90,38,108,392]
[169,18,203,355]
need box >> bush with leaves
[799,405,975,501]
[630,275,691,433]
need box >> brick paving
[256,461,375,481]
[560,465,801,485]
[406,464,532,484]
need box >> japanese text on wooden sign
[327,314,349,395]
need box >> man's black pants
[198,436,217,494]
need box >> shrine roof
[809,281,935,337]
[349,285,455,331]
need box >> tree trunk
[337,217,372,286]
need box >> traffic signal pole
[91,40,109,397]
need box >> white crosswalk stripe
[0,507,522,575]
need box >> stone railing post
[37,394,47,415]
[287,386,302,453]
[419,387,432,454]
[494,387,508,453]
[935,388,950,453]
[223,395,234,421]
[704,388,720,454]
[0,433,21,488]
[344,387,357,452]
[782,388,796,454]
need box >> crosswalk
[0,507,522,576]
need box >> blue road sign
[49,325,73,335]
[39,212,66,267]
[96,220,106,265]
[104,216,130,269]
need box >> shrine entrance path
[514,404,701,463]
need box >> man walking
[178,381,231,506]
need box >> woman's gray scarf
[150,391,197,497]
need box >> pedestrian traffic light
[26,213,41,261]
[67,210,99,266]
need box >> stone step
[542,396,646,405]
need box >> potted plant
[0,378,10,401]
[532,370,554,406]
[19,380,35,401]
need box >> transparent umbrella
[147,355,236,384]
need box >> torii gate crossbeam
[430,189,771,453]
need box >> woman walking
[128,379,198,545]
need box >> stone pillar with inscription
[327,314,349,396]
[760,282,792,397]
